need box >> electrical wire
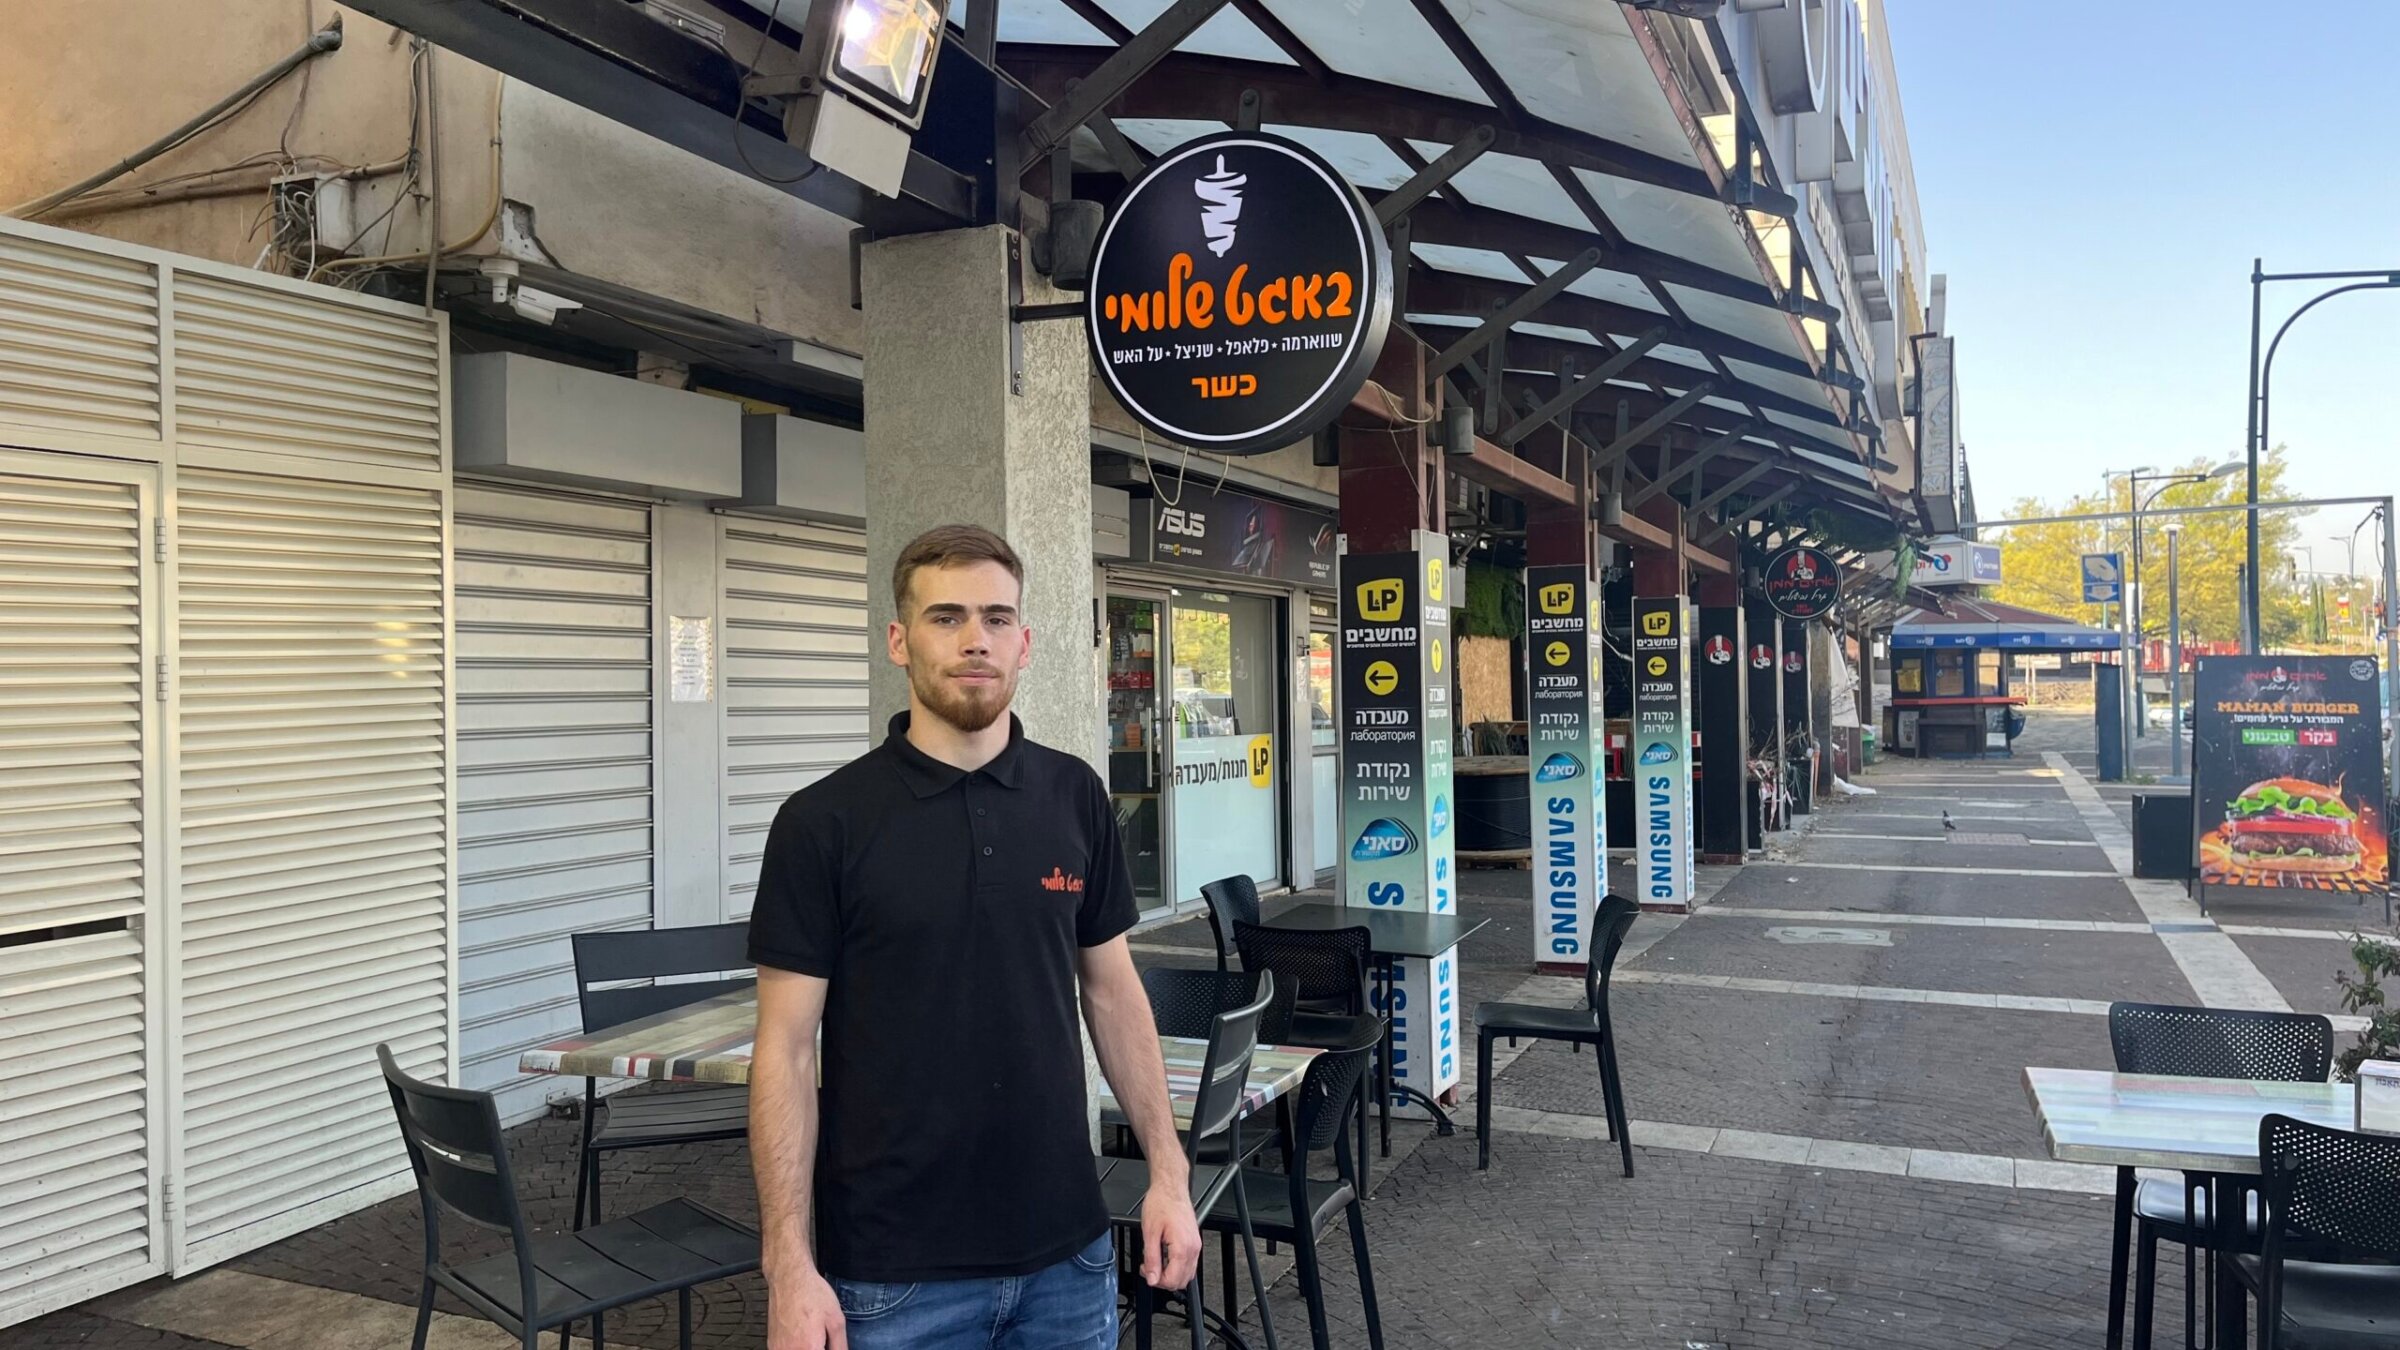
[713,0,819,185]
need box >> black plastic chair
[1474,895,1639,1177]
[569,923,755,1234]
[1201,1017,1387,1350]
[1234,920,1382,1170]
[1142,965,1297,1044]
[376,1045,758,1350]
[1096,976,1280,1350]
[2104,1002,2334,1350]
[1200,874,1264,973]
[2238,1112,2400,1348]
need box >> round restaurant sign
[1086,132,1393,457]
[1761,544,1842,621]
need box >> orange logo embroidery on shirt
[1040,867,1086,894]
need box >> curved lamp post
[2245,265,2400,650]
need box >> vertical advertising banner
[1632,597,1695,909]
[1525,565,1602,968]
[1338,533,1459,1109]
[2192,655,2390,897]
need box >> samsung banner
[1632,597,1696,909]
[1525,566,1603,970]
[1338,534,1460,1110]
[2191,655,2390,900]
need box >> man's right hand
[767,1267,847,1350]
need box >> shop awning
[1889,595,2124,651]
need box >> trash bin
[1787,754,1814,815]
[2131,791,2194,880]
[1862,727,1880,766]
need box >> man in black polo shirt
[748,524,1200,1349]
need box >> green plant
[1460,563,1523,640]
[2334,922,2400,1081]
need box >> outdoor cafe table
[2024,1067,2358,1350]
[519,985,1323,1129]
[1261,902,1491,1153]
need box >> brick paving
[21,716,2226,1349]
[2232,931,2369,1016]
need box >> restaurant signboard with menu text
[2191,655,2389,898]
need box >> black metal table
[1262,902,1489,1154]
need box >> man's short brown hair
[893,524,1026,616]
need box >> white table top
[2024,1067,2356,1173]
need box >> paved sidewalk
[32,711,2380,1347]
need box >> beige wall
[1,2,498,267]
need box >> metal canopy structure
[342,0,1912,547]
[1890,596,2126,652]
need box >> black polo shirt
[747,712,1140,1283]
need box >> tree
[1985,449,2310,647]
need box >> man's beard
[908,658,1016,733]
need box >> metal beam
[1017,0,1236,163]
[1426,323,1849,435]
[1598,384,1713,463]
[1428,249,1604,379]
[343,0,976,232]
[1497,327,1669,447]
[1376,125,1498,226]
[1000,48,1718,198]
[1627,423,1749,509]
[1697,482,1798,546]
[1405,271,1833,384]
[1689,457,1776,517]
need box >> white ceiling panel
[1542,259,1666,314]
[1114,119,1230,156]
[1256,0,1495,106]
[1662,285,1810,362]
[1769,411,1861,458]
[1090,0,1297,63]
[1726,358,1837,414]
[1269,126,1417,191]
[1644,341,1715,373]
[1435,0,1699,168]
[989,0,1115,44]
[1514,322,1604,346]
[1411,242,1533,284]
[1406,145,1589,231]
[1572,170,1757,277]
[1791,443,1875,481]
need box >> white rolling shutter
[175,469,450,1262]
[454,482,654,1123]
[718,517,870,921]
[0,465,160,1323]
[0,233,163,447]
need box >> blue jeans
[833,1231,1119,1349]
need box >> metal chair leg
[411,1278,435,1350]
[1232,1173,1279,1350]
[1219,1233,1238,1333]
[1600,1036,1633,1178]
[2107,1167,2135,1350]
[679,1288,693,1350]
[2133,1219,2158,1350]
[1346,1198,1386,1350]
[1476,1030,1494,1170]
[1293,1219,1332,1350]
[1135,1277,1156,1350]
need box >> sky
[1884,1,2400,579]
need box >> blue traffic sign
[2081,553,2123,605]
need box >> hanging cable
[9,18,345,219]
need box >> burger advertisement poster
[2191,655,2389,895]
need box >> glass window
[1976,651,2001,697]
[1306,630,1336,749]
[1896,656,1924,696]
[1171,590,1274,739]
[1933,650,1968,697]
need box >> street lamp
[2167,521,2187,778]
[2243,263,2400,651]
[2102,466,2152,751]
[2128,461,2243,736]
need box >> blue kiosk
[1885,597,2124,759]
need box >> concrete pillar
[1524,456,1602,971]
[1783,618,1811,814]
[1628,499,1695,912]
[1333,363,1459,1113]
[859,227,1099,769]
[653,502,727,926]
[1744,596,1782,845]
[1694,573,1748,863]
[858,226,1101,1145]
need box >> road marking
[1613,966,2367,1032]
[1772,861,2120,879]
[1688,908,2153,934]
[2221,924,2362,941]
[2044,751,2296,1012]
[1811,831,2099,848]
[1481,1104,2119,1195]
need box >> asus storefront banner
[1339,535,1460,1112]
[2192,655,2389,900]
[1086,131,1395,457]
[1525,566,1604,970]
[1632,597,1697,910]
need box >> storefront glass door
[1307,624,1338,883]
[1170,588,1283,901]
[1103,592,1168,913]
